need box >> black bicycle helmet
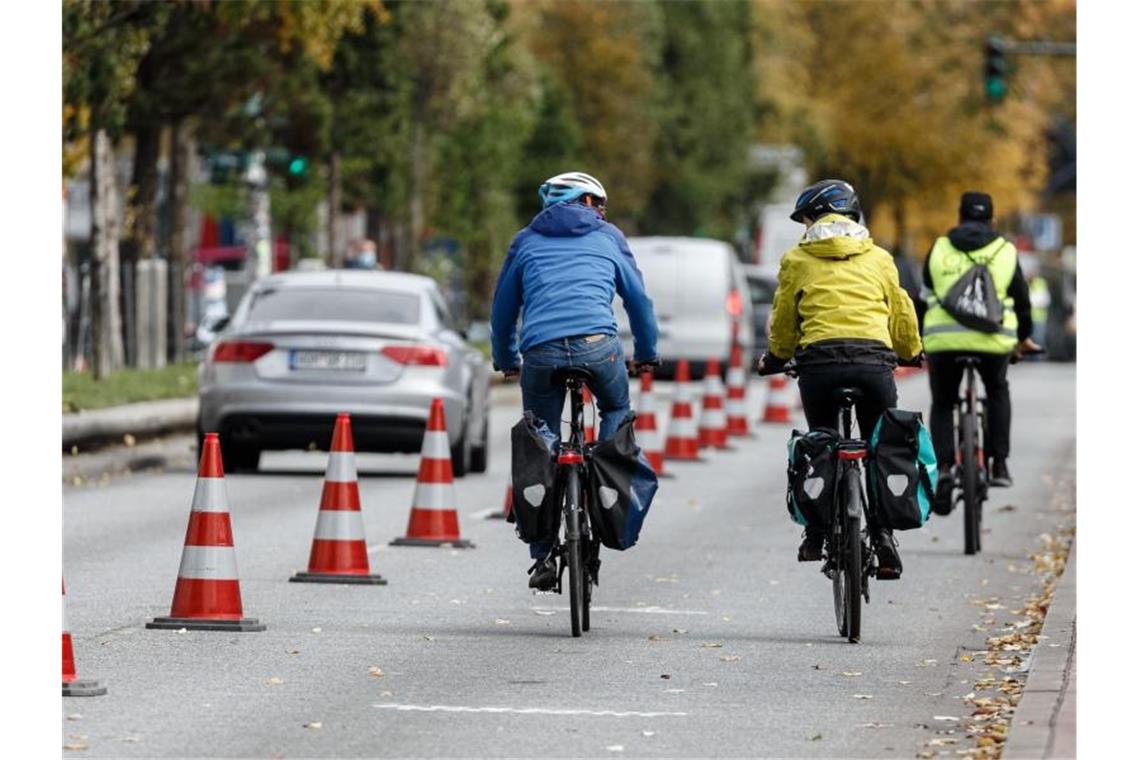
[789,179,862,223]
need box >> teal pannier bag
[868,409,938,530]
[785,428,839,527]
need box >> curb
[63,398,198,450]
[1003,541,1077,759]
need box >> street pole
[246,151,272,281]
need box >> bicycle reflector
[838,448,867,461]
[212,340,274,362]
[381,345,448,366]
[558,451,584,465]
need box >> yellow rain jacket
[768,214,922,361]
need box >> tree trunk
[406,123,427,273]
[328,151,343,268]
[893,200,908,257]
[167,119,195,363]
[91,129,125,379]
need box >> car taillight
[726,289,744,318]
[213,340,274,363]
[381,345,448,367]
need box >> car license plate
[289,350,367,372]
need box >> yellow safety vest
[922,236,1018,354]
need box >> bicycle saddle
[552,367,593,386]
[832,386,863,404]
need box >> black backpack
[936,247,1005,333]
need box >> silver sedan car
[196,269,492,475]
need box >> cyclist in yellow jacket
[758,179,923,577]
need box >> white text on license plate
[290,351,367,372]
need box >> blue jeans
[520,334,630,559]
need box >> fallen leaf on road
[933,716,960,722]
[852,694,873,700]
[811,664,822,670]
[287,649,300,655]
[672,628,688,634]
[119,736,142,743]
[702,682,718,687]
[648,634,666,641]
[533,610,557,616]
[809,733,822,741]
[700,642,723,648]
[918,659,937,667]
[303,722,322,730]
[897,680,912,685]
[123,434,136,447]
[720,655,742,662]
[267,677,285,685]
[312,627,322,633]
[67,714,82,721]
[642,731,656,737]
[63,743,88,751]
[997,504,1016,512]
[860,722,893,729]
[368,667,384,678]
[605,745,624,752]
[960,655,974,662]
[842,671,863,677]
[664,688,685,694]
[378,690,394,697]
[494,619,511,625]
[660,674,671,680]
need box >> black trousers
[927,352,1012,468]
[797,363,898,440]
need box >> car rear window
[245,288,421,324]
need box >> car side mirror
[210,314,231,332]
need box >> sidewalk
[1003,542,1076,759]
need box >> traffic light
[288,156,309,177]
[984,36,1008,103]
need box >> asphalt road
[62,364,1075,758]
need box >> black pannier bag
[937,252,1004,333]
[509,412,560,546]
[785,428,839,527]
[868,409,938,531]
[586,413,658,551]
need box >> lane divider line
[373,704,687,718]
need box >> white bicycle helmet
[538,171,607,208]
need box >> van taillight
[381,345,448,367]
[213,340,274,363]
[726,289,743,317]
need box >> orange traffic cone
[698,357,729,449]
[391,399,475,548]
[291,414,387,585]
[634,372,666,476]
[582,387,597,443]
[147,433,265,632]
[486,479,513,520]
[762,375,794,424]
[664,359,701,460]
[725,343,752,436]
[63,579,106,697]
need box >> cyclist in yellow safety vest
[917,192,1041,515]
[759,179,923,579]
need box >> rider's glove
[756,352,788,375]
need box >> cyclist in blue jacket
[491,171,660,590]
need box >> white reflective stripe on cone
[704,409,726,426]
[421,430,451,460]
[324,451,358,483]
[726,397,746,414]
[177,545,240,580]
[314,509,367,541]
[190,477,229,513]
[412,482,454,511]
[727,367,744,386]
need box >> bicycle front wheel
[961,406,981,555]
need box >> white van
[615,236,754,379]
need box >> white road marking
[373,704,686,718]
[530,605,708,616]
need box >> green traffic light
[288,157,308,176]
[985,77,1007,102]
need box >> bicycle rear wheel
[961,405,981,555]
[842,468,863,643]
[565,469,584,638]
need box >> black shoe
[874,530,902,580]
[990,459,1013,488]
[798,528,826,562]
[932,468,954,516]
[527,556,558,591]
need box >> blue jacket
[490,203,658,370]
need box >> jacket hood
[528,202,606,237]
[799,213,874,260]
[947,221,1000,252]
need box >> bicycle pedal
[874,567,902,581]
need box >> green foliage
[63,362,199,413]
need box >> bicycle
[952,347,1043,555]
[759,362,877,643]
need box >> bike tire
[961,406,981,556]
[566,469,584,638]
[832,524,846,638]
[843,469,863,643]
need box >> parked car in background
[197,269,492,475]
[743,264,779,362]
[615,237,754,379]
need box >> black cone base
[146,616,266,632]
[63,679,107,697]
[290,572,387,585]
[390,537,475,549]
